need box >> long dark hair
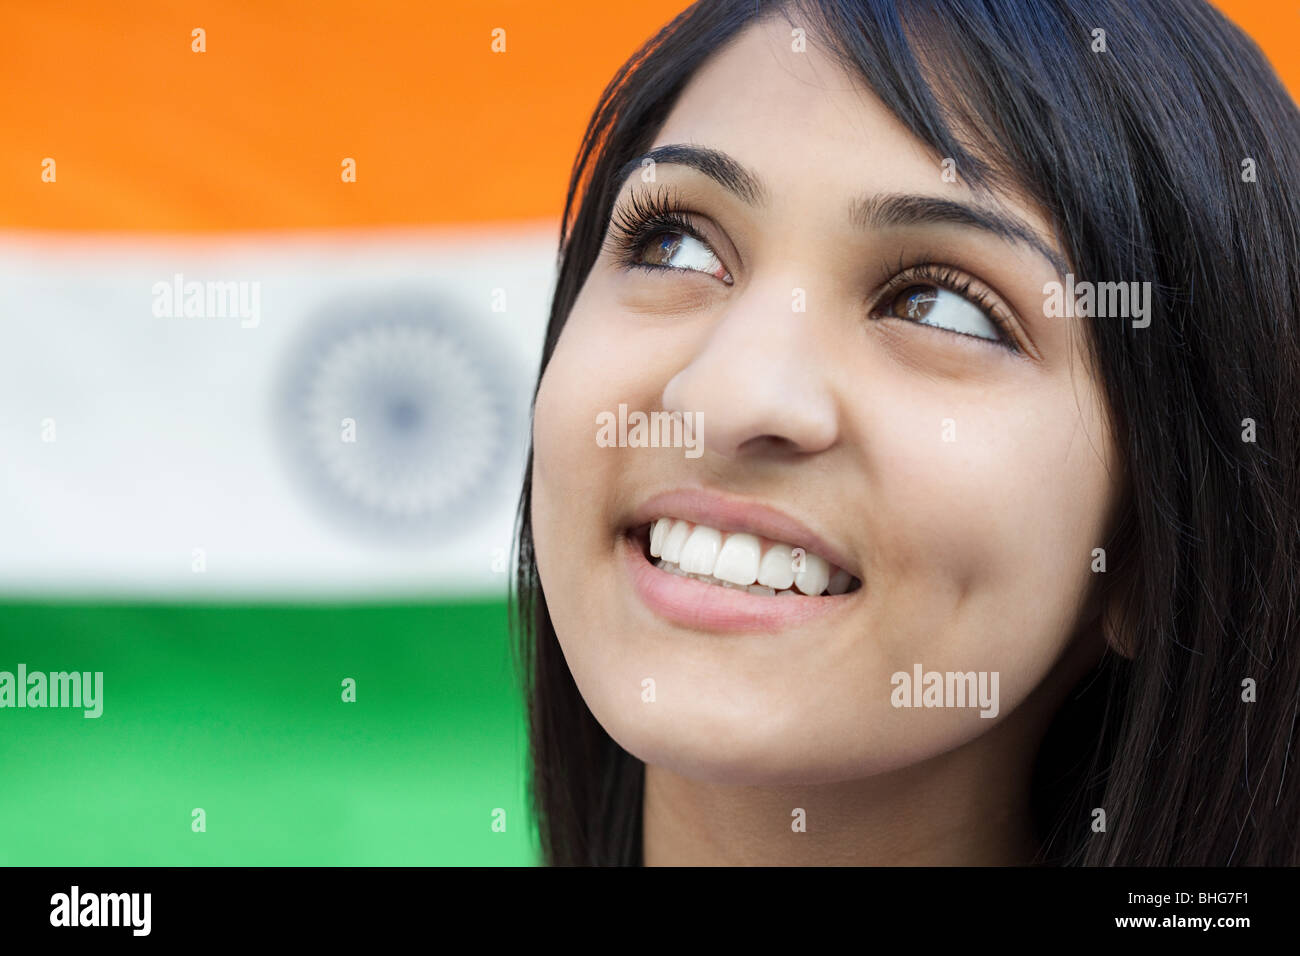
[511,0,1300,866]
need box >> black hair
[512,0,1300,865]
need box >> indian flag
[0,0,690,866]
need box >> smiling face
[529,16,1123,787]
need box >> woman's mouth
[637,518,862,596]
[622,517,863,633]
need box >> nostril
[735,434,802,457]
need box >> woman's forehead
[644,19,1058,261]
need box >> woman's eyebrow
[618,143,1067,275]
[617,143,767,205]
[853,193,1068,276]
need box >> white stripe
[0,225,556,599]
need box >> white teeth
[661,520,692,564]
[756,543,795,590]
[649,519,668,558]
[679,525,722,575]
[713,532,761,586]
[795,552,830,596]
[643,516,857,597]
[828,567,853,595]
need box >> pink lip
[622,533,856,633]
[621,487,862,634]
[627,487,860,579]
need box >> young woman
[513,0,1300,865]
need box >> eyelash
[604,188,1019,353]
[604,185,723,278]
[872,256,1020,353]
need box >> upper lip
[627,486,862,580]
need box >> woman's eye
[638,231,732,283]
[886,284,1001,342]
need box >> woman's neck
[642,731,1040,866]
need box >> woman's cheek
[859,404,1072,663]
[530,293,638,575]
[531,303,606,486]
[530,327,599,584]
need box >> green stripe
[0,600,537,865]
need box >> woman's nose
[660,280,840,460]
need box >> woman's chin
[587,699,906,788]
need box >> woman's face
[530,18,1122,786]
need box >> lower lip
[622,531,858,633]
